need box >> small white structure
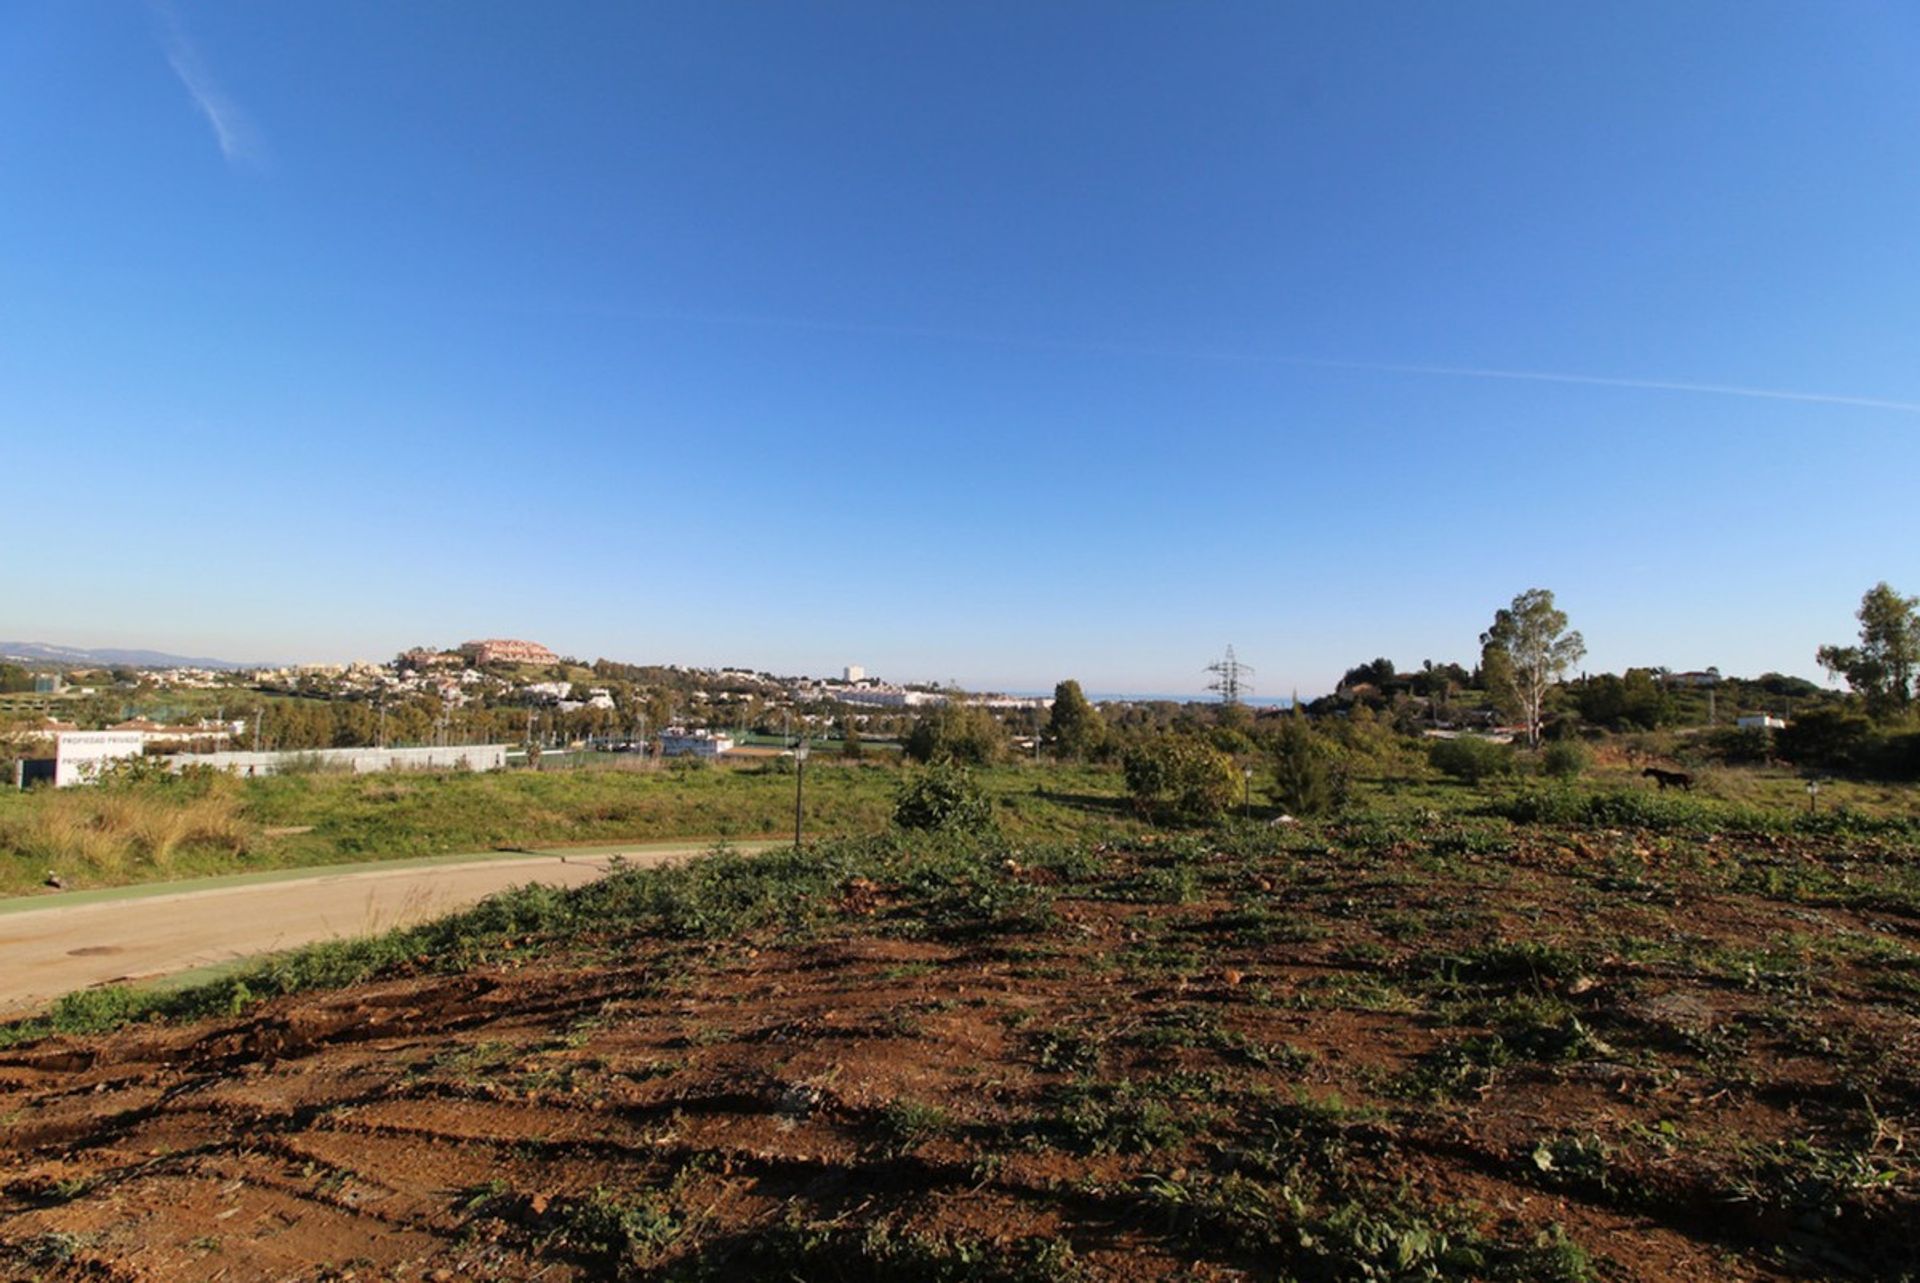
[659,729,734,758]
[1736,714,1787,731]
[53,732,146,787]
[843,665,865,682]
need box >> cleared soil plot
[1,816,1917,1281]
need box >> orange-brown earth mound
[2,817,1917,1281]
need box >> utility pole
[792,736,810,848]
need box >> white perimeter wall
[170,744,511,778]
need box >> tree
[643,690,675,736]
[1481,588,1585,747]
[1775,705,1876,771]
[1817,582,1920,719]
[1269,711,1343,816]
[904,701,1007,765]
[1476,639,1516,718]
[1046,680,1105,760]
[1122,735,1239,825]
[1339,658,1397,691]
[1575,668,1670,731]
[838,714,864,760]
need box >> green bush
[1702,726,1772,766]
[1774,707,1875,772]
[1428,737,1517,784]
[1540,740,1588,779]
[1122,735,1239,825]
[1871,730,1920,780]
[892,764,995,834]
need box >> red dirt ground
[1,823,1916,1280]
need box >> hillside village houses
[8,637,1073,789]
[107,717,241,748]
[5,715,242,751]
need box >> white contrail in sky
[1274,357,1920,416]
[635,308,1920,418]
[152,3,265,168]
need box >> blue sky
[4,3,1916,694]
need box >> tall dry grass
[0,784,254,883]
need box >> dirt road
[0,843,754,1017]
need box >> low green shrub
[1428,737,1517,784]
[1539,741,1588,779]
[893,764,995,834]
[1491,787,1786,835]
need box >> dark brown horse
[1642,767,1694,791]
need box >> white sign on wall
[53,733,146,787]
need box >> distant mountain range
[0,642,267,671]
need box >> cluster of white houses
[789,673,1052,712]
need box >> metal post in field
[793,736,811,848]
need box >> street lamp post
[1806,778,1820,815]
[1242,765,1253,820]
[793,737,811,848]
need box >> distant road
[0,842,773,1017]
